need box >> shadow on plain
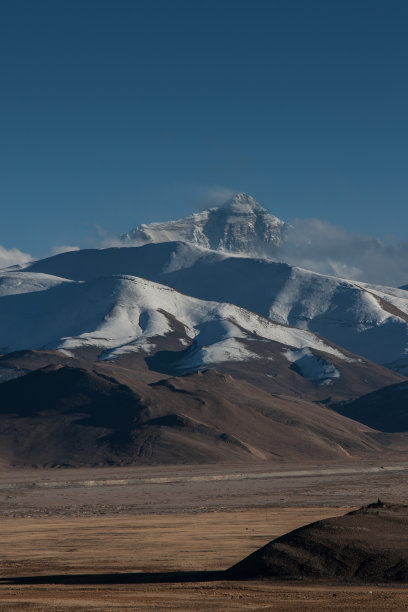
[1,570,230,585]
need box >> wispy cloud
[0,245,32,270]
[280,218,408,287]
[202,186,236,206]
[162,181,236,212]
[50,245,80,256]
[92,224,123,248]
[193,186,236,212]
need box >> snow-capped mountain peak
[218,192,263,213]
[121,193,287,257]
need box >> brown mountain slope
[1,333,406,408]
[0,366,406,467]
[228,501,408,583]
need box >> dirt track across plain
[1,460,408,518]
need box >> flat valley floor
[0,460,408,610]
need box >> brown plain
[1,463,408,610]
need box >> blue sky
[1,0,408,259]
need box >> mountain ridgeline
[0,193,407,467]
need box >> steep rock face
[121,193,288,257]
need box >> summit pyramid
[121,193,288,257]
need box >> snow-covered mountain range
[0,271,350,380]
[1,194,408,377]
[1,193,408,466]
[6,238,408,371]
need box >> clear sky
[1,0,408,258]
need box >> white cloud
[0,245,32,270]
[193,186,236,212]
[164,182,236,212]
[50,245,80,255]
[99,204,408,287]
[280,218,408,287]
[94,224,108,239]
[203,186,236,206]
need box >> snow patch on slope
[352,281,408,317]
[284,348,340,385]
[0,271,73,296]
[175,338,260,372]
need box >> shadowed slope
[0,366,402,467]
[334,381,408,432]
[228,502,408,582]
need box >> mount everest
[121,192,288,257]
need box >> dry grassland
[0,507,408,610]
[0,463,408,609]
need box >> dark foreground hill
[228,502,408,583]
[0,365,405,467]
